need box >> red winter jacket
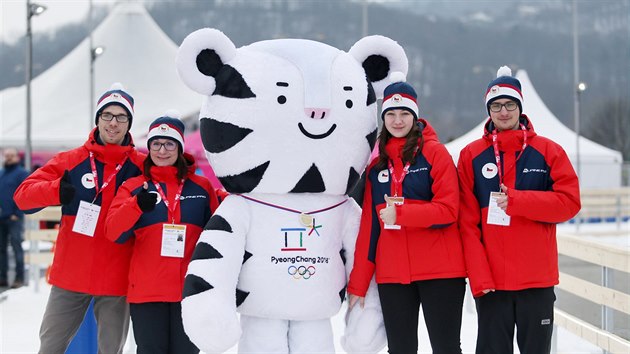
[14,129,145,295]
[457,116,580,297]
[105,154,219,303]
[348,119,467,297]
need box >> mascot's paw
[341,303,387,354]
[182,296,241,353]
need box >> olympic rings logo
[287,265,316,280]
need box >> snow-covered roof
[0,3,201,150]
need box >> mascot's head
[177,29,408,195]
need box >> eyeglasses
[489,101,518,113]
[149,140,178,151]
[100,112,129,123]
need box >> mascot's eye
[277,95,287,104]
[345,100,353,109]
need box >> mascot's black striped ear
[348,35,409,101]
[177,28,254,99]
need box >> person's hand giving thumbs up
[379,194,397,225]
[136,181,158,212]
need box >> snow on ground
[0,280,603,354]
[3,221,625,353]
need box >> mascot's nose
[304,108,330,119]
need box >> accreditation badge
[72,201,101,237]
[161,224,186,258]
[383,195,403,230]
[386,196,405,205]
[383,223,402,230]
[487,192,511,226]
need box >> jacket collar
[84,128,136,164]
[483,114,537,151]
[148,153,197,183]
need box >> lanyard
[238,194,348,228]
[387,146,419,197]
[88,152,129,202]
[491,124,528,187]
[387,160,411,197]
[153,179,185,224]
[238,194,348,215]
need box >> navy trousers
[0,218,25,283]
[130,302,198,354]
[474,287,555,354]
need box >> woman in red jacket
[347,79,467,354]
[106,111,219,354]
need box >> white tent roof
[446,70,623,188]
[0,3,201,150]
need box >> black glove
[136,188,157,212]
[59,170,76,205]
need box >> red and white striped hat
[95,82,135,128]
[381,72,418,120]
[147,110,185,151]
[485,66,523,115]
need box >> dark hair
[374,123,424,171]
[144,147,189,180]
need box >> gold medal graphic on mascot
[299,213,314,227]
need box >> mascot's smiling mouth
[298,123,337,140]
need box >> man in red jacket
[458,66,580,354]
[14,83,145,354]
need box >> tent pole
[25,0,33,171]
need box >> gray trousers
[39,286,130,354]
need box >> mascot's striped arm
[181,196,248,353]
[341,200,387,353]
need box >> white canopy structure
[0,3,201,150]
[446,70,623,188]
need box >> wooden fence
[24,206,60,292]
[555,233,630,353]
[576,188,630,226]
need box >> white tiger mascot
[176,28,408,353]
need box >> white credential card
[72,201,101,237]
[383,195,403,230]
[161,224,186,258]
[383,224,402,230]
[487,192,511,226]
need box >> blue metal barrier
[65,299,97,354]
